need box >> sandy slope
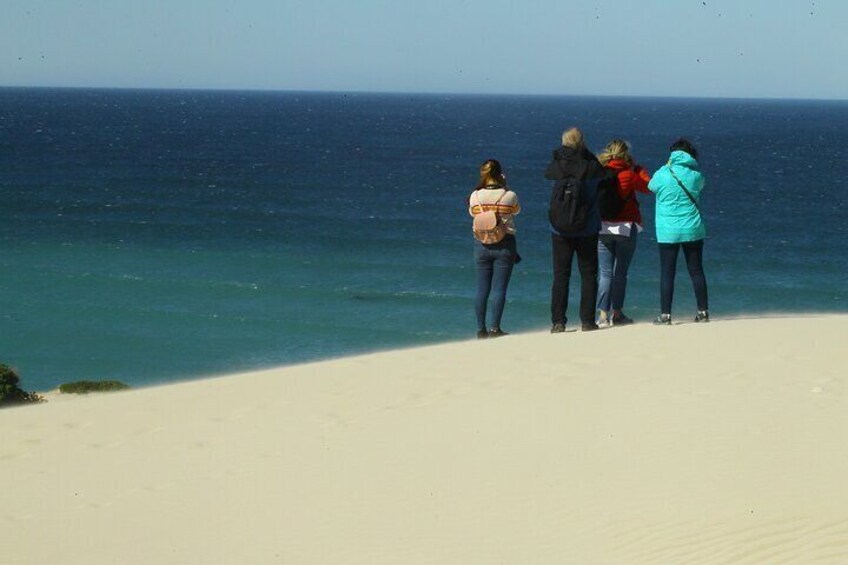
[2,316,847,564]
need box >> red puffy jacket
[604,159,652,225]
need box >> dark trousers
[551,234,599,326]
[659,240,709,315]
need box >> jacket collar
[605,158,630,171]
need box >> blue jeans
[474,236,517,331]
[597,230,638,314]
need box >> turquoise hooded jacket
[648,150,706,244]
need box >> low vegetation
[0,364,44,406]
[58,380,130,394]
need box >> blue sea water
[0,88,846,390]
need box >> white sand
[2,316,848,564]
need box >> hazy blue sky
[1,1,843,99]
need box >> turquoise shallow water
[1,89,846,390]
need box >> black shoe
[477,330,489,339]
[581,322,600,332]
[694,310,710,323]
[488,328,509,338]
[653,314,672,325]
[550,323,565,334]
[611,313,634,326]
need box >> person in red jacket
[596,139,652,326]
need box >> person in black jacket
[546,127,611,332]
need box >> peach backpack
[472,191,507,244]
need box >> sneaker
[611,313,634,326]
[488,328,509,338]
[694,310,710,323]
[597,310,610,327]
[653,313,672,325]
[550,323,566,334]
[581,322,600,332]
[477,330,489,339]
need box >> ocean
[1,88,846,391]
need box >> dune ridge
[2,315,847,564]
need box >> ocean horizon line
[1,84,847,104]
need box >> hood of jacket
[551,146,585,175]
[667,150,699,170]
[546,146,601,181]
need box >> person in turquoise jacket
[648,138,709,324]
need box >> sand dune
[2,316,847,564]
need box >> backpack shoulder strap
[475,188,507,212]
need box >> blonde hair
[597,139,633,166]
[561,127,585,150]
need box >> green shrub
[0,364,44,406]
[58,380,130,394]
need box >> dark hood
[545,146,606,182]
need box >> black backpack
[597,174,625,220]
[549,177,588,233]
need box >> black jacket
[545,146,611,237]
